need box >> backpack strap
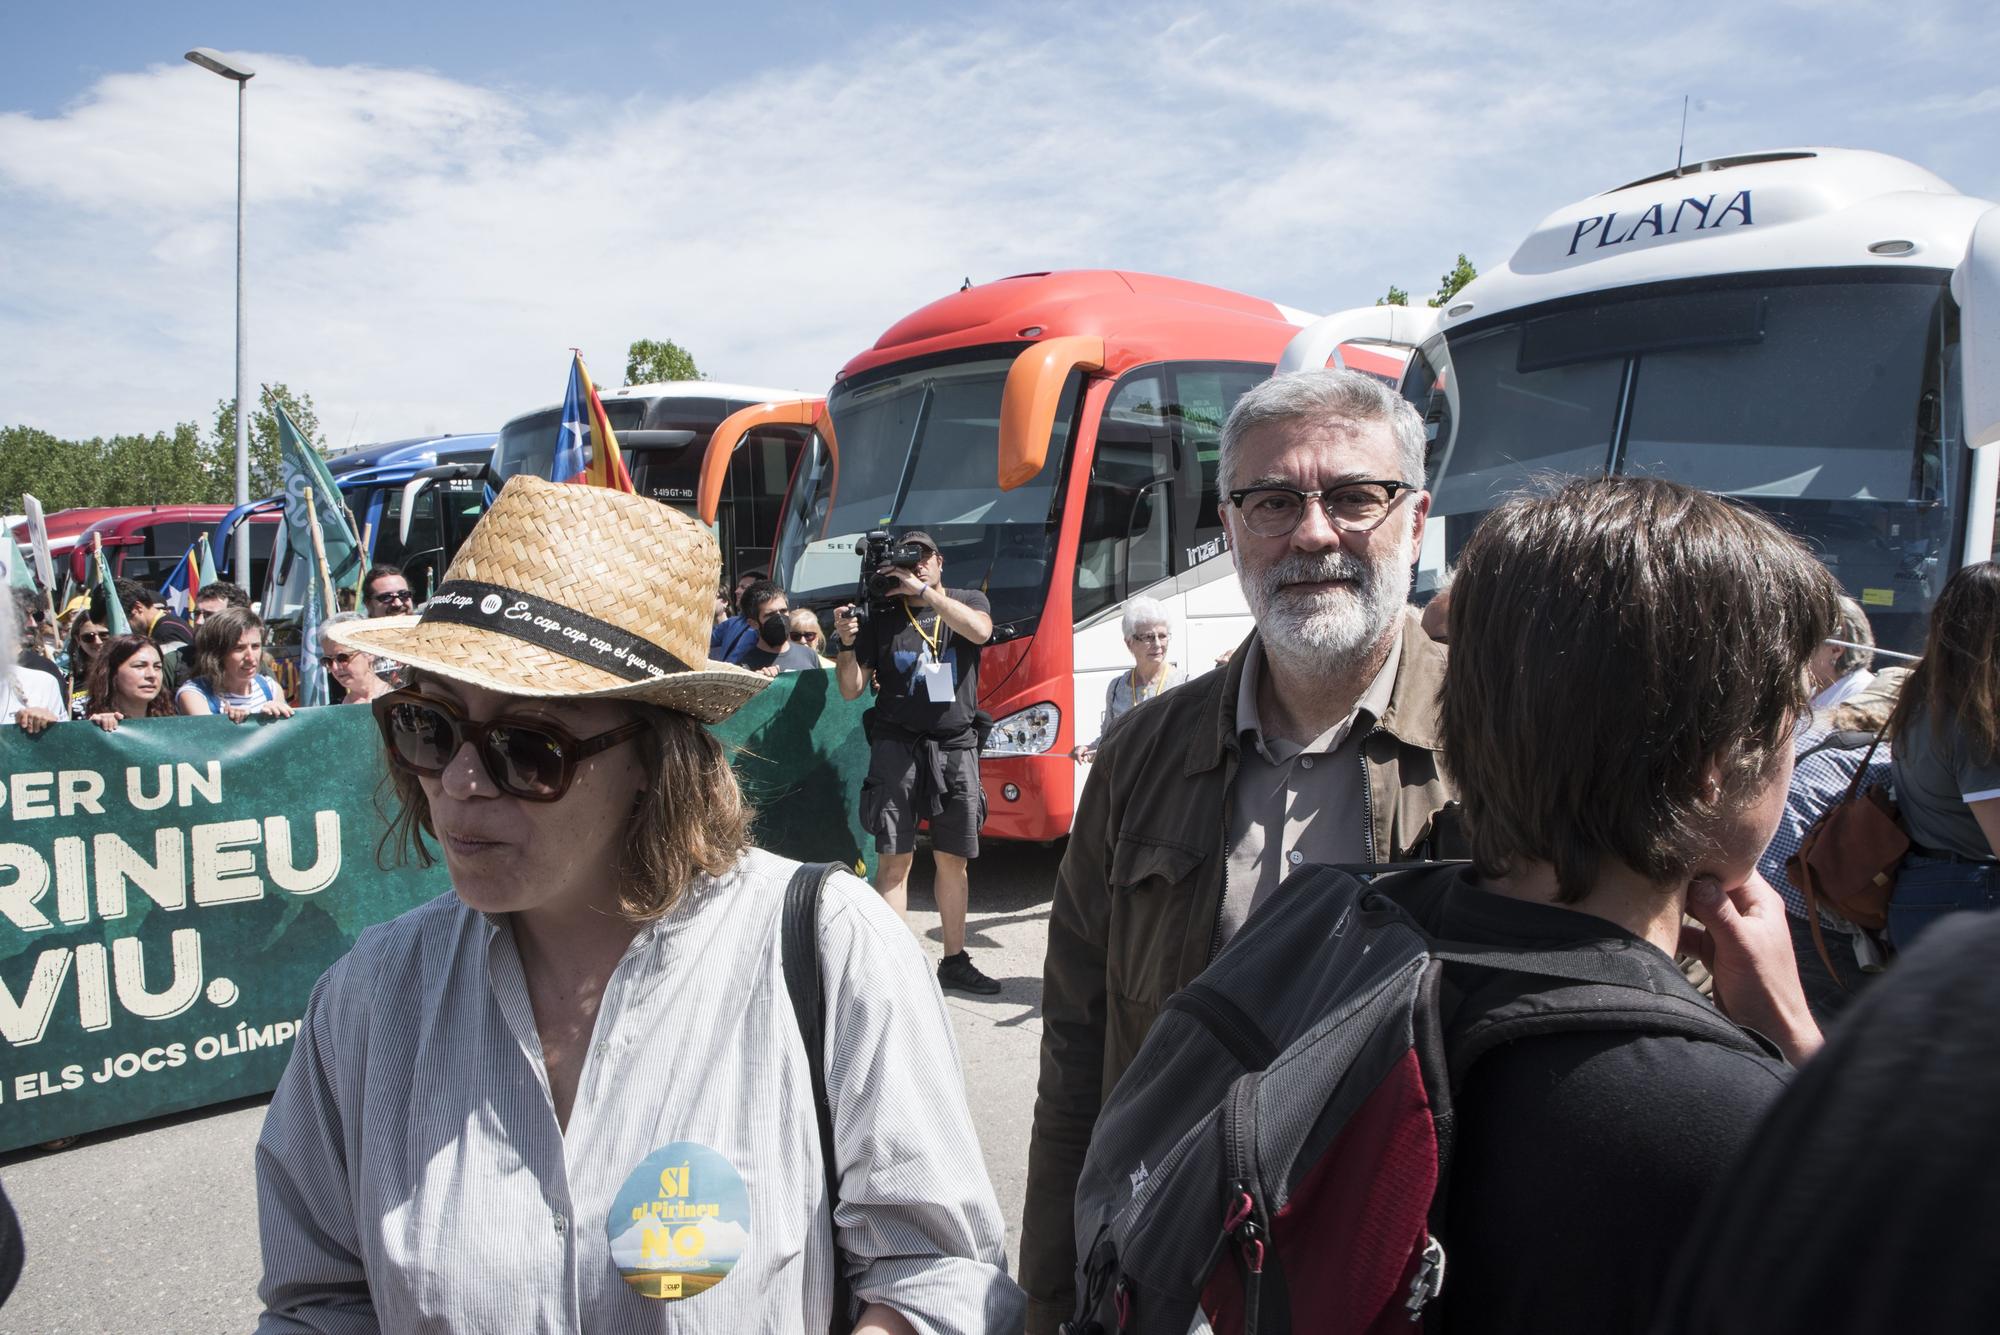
[780,861,854,1335]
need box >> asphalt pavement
[0,840,1063,1333]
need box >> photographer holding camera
[835,530,1002,995]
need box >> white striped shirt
[255,847,1022,1333]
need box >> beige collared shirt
[1217,631,1403,947]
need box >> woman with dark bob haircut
[1416,476,1839,1334]
[255,477,1021,1333]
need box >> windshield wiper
[883,382,934,526]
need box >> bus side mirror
[1954,204,2000,450]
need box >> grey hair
[1218,368,1427,494]
[319,610,368,639]
[1830,594,1875,675]
[1121,596,1170,639]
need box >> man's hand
[881,567,927,601]
[1678,870,1823,1066]
[14,707,59,735]
[833,604,861,648]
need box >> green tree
[0,422,215,510]
[1428,253,1478,308]
[625,338,703,386]
[207,383,324,499]
[1376,285,1411,307]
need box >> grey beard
[1243,546,1410,673]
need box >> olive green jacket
[1019,613,1458,1332]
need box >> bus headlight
[982,702,1060,756]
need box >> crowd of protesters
[8,366,2000,1330]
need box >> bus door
[1068,362,1270,758]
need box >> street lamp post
[185,47,257,588]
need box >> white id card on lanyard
[917,652,954,703]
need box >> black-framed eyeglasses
[371,690,646,802]
[1227,480,1418,537]
[370,588,415,607]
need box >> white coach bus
[1282,147,2000,653]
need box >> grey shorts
[862,738,985,858]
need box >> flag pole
[355,521,373,603]
[302,485,339,615]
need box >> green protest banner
[0,708,450,1152]
[709,671,878,882]
[0,673,876,1151]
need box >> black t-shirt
[740,640,821,673]
[853,588,989,736]
[1416,879,1793,1335]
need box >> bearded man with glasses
[361,565,416,617]
[1020,367,1465,1332]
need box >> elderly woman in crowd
[83,635,175,731]
[317,610,393,704]
[257,476,1020,1334]
[177,607,293,722]
[1077,596,1185,761]
[788,606,836,667]
[1884,561,2000,951]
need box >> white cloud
[0,4,1996,446]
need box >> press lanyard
[906,598,945,658]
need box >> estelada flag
[553,351,636,493]
[160,544,201,617]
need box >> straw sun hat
[326,475,768,723]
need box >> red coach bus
[700,270,1405,841]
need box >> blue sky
[3,1,1997,444]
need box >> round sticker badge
[607,1141,753,1302]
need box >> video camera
[850,529,928,627]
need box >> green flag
[197,532,220,587]
[93,544,131,634]
[272,396,361,590]
[7,543,32,592]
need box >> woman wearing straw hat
[255,476,1021,1334]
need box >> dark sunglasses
[320,651,359,668]
[370,588,415,606]
[78,630,112,645]
[790,630,820,643]
[371,690,646,802]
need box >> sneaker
[937,950,1003,996]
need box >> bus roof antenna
[1676,94,1689,175]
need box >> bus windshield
[492,399,650,486]
[771,351,1076,629]
[1403,269,1960,652]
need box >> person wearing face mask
[1020,368,1463,1331]
[737,587,821,676]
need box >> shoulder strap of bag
[1351,861,1766,1058]
[781,860,854,1335]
